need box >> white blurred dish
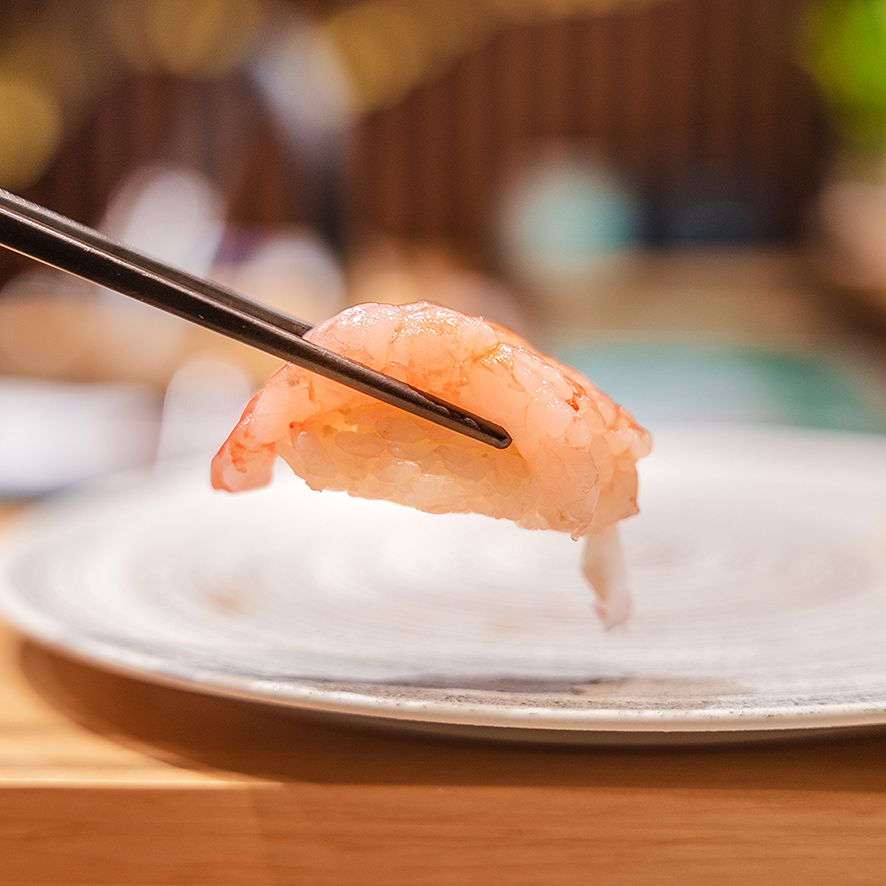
[0,379,160,497]
[2,425,886,745]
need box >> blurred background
[3,0,886,494]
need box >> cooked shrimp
[211,302,651,626]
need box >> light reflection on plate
[3,425,886,745]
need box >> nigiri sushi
[211,302,651,626]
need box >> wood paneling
[8,0,826,278]
[349,0,826,259]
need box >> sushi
[211,302,651,625]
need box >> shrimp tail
[582,525,630,628]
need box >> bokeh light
[0,78,62,190]
[104,0,266,78]
[494,145,642,305]
[321,1,457,113]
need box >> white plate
[3,425,886,745]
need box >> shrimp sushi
[211,302,651,626]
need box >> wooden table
[4,250,886,884]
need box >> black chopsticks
[0,189,511,449]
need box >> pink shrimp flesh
[211,302,651,626]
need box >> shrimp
[211,302,651,626]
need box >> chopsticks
[0,190,511,449]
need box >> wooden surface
[3,496,886,884]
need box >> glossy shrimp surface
[212,302,651,625]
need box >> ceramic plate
[3,425,886,745]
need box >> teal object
[556,343,886,434]
[522,173,641,258]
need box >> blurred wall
[1,0,825,278]
[348,0,826,262]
